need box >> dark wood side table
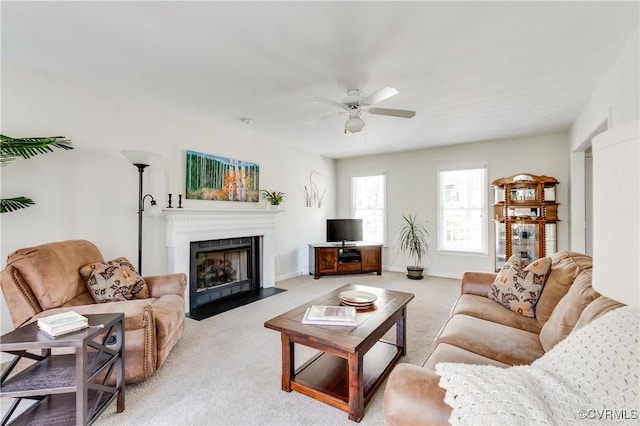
[0,312,125,425]
[264,284,414,422]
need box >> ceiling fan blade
[310,96,346,110]
[304,111,346,125]
[361,87,399,106]
[368,107,416,118]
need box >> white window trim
[437,162,488,255]
[351,171,387,246]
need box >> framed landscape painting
[185,150,260,202]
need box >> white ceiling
[2,1,638,159]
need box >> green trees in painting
[186,151,259,202]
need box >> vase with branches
[303,170,326,208]
[398,214,431,280]
[1,134,73,213]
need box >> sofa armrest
[384,363,452,426]
[144,273,187,298]
[460,271,497,296]
[29,300,154,331]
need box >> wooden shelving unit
[492,173,559,271]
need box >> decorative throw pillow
[488,255,552,317]
[79,257,150,303]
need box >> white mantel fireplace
[164,208,280,311]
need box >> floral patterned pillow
[488,255,552,317]
[80,257,150,303]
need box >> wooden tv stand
[309,243,382,279]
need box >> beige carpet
[97,272,460,425]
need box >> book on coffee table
[302,305,357,326]
[38,311,89,337]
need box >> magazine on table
[302,305,357,326]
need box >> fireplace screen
[189,236,259,311]
[196,249,248,289]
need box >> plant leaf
[1,196,35,213]
[0,134,73,166]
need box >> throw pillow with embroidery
[80,257,150,303]
[488,255,552,317]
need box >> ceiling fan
[311,87,416,133]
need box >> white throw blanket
[436,306,640,425]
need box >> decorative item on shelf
[0,134,73,213]
[398,214,431,280]
[303,170,326,208]
[262,190,286,207]
[178,194,183,208]
[121,149,162,274]
[167,193,173,208]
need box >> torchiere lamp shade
[591,119,639,308]
[121,150,161,167]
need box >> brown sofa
[383,251,625,425]
[0,239,187,384]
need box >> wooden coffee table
[264,284,414,422]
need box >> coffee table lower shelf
[7,391,118,426]
[291,340,401,413]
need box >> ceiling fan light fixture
[345,116,366,133]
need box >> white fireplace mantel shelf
[163,208,281,311]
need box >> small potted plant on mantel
[261,190,286,209]
[398,214,431,280]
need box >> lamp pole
[121,150,161,274]
[134,163,149,274]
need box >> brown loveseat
[0,240,187,384]
[383,251,625,425]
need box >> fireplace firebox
[189,236,260,311]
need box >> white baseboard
[384,265,462,280]
[276,270,306,283]
[275,267,463,283]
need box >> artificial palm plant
[398,214,431,279]
[1,134,73,213]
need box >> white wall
[569,28,640,252]
[336,133,570,278]
[0,62,336,334]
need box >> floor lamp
[121,150,162,274]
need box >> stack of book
[301,305,357,326]
[37,311,89,337]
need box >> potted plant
[398,214,431,280]
[261,190,286,207]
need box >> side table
[0,312,125,425]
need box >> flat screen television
[326,219,363,244]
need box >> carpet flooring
[96,272,460,425]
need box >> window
[351,173,385,244]
[438,164,487,254]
